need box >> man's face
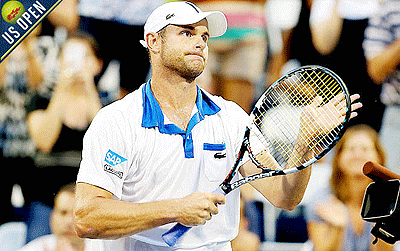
[159,19,210,81]
[50,192,77,240]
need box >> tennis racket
[162,65,357,246]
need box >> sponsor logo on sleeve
[104,164,123,179]
[105,149,127,166]
[103,150,127,179]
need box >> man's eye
[182,30,192,37]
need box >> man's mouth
[186,53,204,61]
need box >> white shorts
[84,237,232,251]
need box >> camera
[361,161,400,245]
[62,42,86,74]
[361,179,400,244]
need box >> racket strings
[252,88,304,168]
[288,70,344,154]
[261,85,314,167]
[250,69,346,169]
[289,72,340,146]
[252,95,301,168]
[286,70,344,143]
[280,70,343,152]
[298,71,344,150]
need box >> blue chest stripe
[141,81,221,158]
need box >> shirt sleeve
[18,235,55,251]
[309,0,335,26]
[266,0,302,30]
[363,2,394,60]
[76,107,133,199]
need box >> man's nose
[194,35,206,50]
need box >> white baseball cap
[140,1,227,48]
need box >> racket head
[248,65,351,171]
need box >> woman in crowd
[306,124,393,251]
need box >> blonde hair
[330,124,385,203]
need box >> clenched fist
[175,192,226,226]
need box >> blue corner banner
[0,0,62,63]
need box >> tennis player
[73,2,361,251]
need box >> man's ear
[94,57,103,76]
[146,32,162,54]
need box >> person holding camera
[305,125,393,251]
[26,32,103,228]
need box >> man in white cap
[73,2,312,250]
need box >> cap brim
[204,11,227,37]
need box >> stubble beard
[161,48,205,83]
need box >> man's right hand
[175,192,226,226]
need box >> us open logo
[1,0,25,24]
[1,0,46,44]
[0,0,63,64]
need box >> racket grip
[162,223,191,246]
[363,161,400,181]
[162,186,227,246]
[212,185,227,195]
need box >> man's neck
[150,67,198,110]
[150,68,199,130]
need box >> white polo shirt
[77,81,249,250]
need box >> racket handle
[162,186,227,246]
[213,185,226,195]
[363,161,400,181]
[162,223,191,246]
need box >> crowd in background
[1,0,400,250]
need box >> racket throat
[220,183,232,194]
[228,171,283,191]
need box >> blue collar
[141,80,221,158]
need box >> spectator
[34,0,80,116]
[265,0,326,85]
[310,0,384,132]
[78,0,162,97]
[26,32,103,211]
[305,124,392,251]
[193,0,268,113]
[363,0,400,174]
[231,195,260,251]
[19,183,87,251]
[0,28,43,225]
[42,0,79,36]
